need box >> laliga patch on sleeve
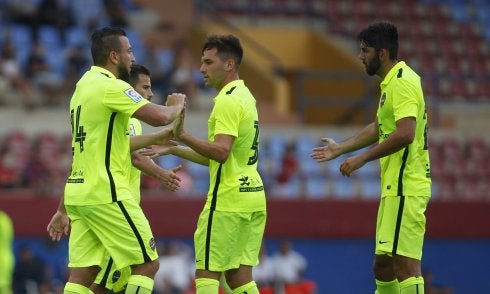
[124,88,143,103]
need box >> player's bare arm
[171,103,234,164]
[311,121,378,163]
[142,143,210,166]
[131,150,181,192]
[133,93,185,126]
[340,117,416,177]
[130,128,172,152]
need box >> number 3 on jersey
[247,120,259,165]
[70,105,86,154]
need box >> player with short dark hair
[311,22,431,294]
[142,34,266,294]
[46,26,185,294]
[91,64,182,293]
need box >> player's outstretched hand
[153,128,173,146]
[47,211,70,242]
[160,165,182,192]
[140,141,178,158]
[310,137,342,163]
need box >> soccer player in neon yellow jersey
[142,34,266,294]
[46,27,185,294]
[311,22,431,294]
[91,64,183,293]
[0,210,14,294]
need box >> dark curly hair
[358,22,398,60]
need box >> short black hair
[358,22,398,60]
[91,27,127,66]
[202,34,243,66]
[129,64,151,86]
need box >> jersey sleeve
[392,79,419,122]
[103,80,149,116]
[213,95,241,138]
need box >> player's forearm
[130,129,170,151]
[132,153,167,179]
[57,194,66,214]
[133,104,183,127]
[179,131,231,163]
[340,122,378,154]
[172,145,209,166]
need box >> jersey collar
[90,66,116,79]
[381,61,406,88]
[214,80,244,103]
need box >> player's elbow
[399,131,415,146]
[134,104,174,126]
[214,149,231,164]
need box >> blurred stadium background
[0,0,489,293]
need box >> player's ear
[225,58,235,71]
[378,48,388,60]
[108,50,119,65]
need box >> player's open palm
[47,211,70,242]
[311,137,342,162]
[140,141,177,158]
[159,165,182,192]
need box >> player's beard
[118,63,130,83]
[365,55,381,76]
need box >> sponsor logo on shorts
[378,240,389,244]
[112,270,121,283]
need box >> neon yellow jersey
[377,61,431,197]
[206,80,266,212]
[64,66,149,205]
[0,210,14,291]
[128,118,142,203]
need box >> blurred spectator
[0,131,31,188]
[168,39,200,108]
[36,0,75,42]
[140,40,172,101]
[63,44,90,94]
[24,40,64,106]
[5,0,38,39]
[0,39,39,109]
[22,133,65,196]
[104,0,129,27]
[272,142,300,198]
[13,246,50,294]
[162,39,201,108]
[154,241,194,294]
[253,243,275,292]
[0,210,14,294]
[271,240,316,294]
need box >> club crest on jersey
[124,88,143,103]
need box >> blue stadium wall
[3,196,490,293]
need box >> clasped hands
[141,93,187,158]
